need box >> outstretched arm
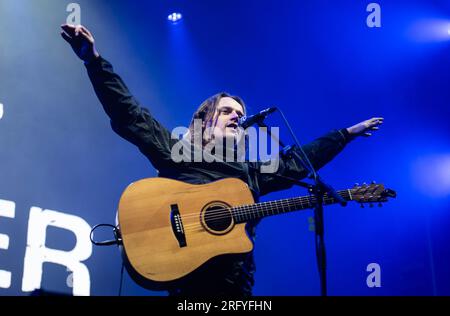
[256,117,384,196]
[346,117,384,138]
[61,24,142,124]
[61,24,174,167]
[60,24,99,63]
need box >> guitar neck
[231,189,353,223]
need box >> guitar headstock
[350,182,397,207]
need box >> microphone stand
[252,110,347,297]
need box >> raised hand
[60,24,99,63]
[347,117,384,138]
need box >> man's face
[210,97,245,142]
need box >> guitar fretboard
[231,190,352,223]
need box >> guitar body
[118,177,255,288]
[116,176,396,290]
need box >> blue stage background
[0,0,449,295]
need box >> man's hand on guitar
[61,24,99,63]
[347,117,384,138]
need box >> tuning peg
[378,203,383,207]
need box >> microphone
[239,107,277,129]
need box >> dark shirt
[85,56,352,296]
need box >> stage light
[412,154,450,198]
[408,19,450,42]
[168,12,183,24]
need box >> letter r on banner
[22,207,92,296]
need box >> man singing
[61,24,383,296]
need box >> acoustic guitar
[117,177,396,288]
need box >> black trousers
[167,254,255,297]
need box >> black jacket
[85,56,352,296]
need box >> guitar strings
[179,190,350,222]
[181,192,351,232]
[181,202,332,232]
[182,189,377,232]
[181,192,350,227]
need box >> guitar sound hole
[203,204,233,233]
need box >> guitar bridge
[170,204,187,248]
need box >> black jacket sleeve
[85,56,175,168]
[256,129,352,196]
